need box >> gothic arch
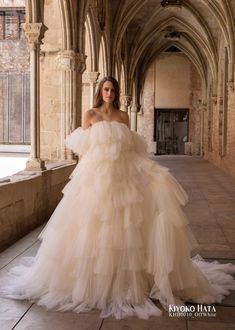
[112,0,146,59]
[57,0,77,50]
[78,0,91,54]
[201,0,235,82]
[137,42,207,101]
[129,17,217,87]
[112,0,235,87]
[85,10,98,72]
[120,63,126,96]
[98,34,108,78]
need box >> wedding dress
[1,120,235,319]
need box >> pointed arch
[120,63,126,96]
[138,42,207,100]
[129,17,217,86]
[84,12,96,72]
[98,34,108,79]
[57,0,77,50]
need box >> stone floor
[0,155,235,330]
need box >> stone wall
[140,48,235,180]
[140,53,202,155]
[205,87,235,178]
[188,64,202,155]
[154,53,191,108]
[201,39,235,178]
[40,0,63,160]
[139,64,155,152]
[0,163,76,252]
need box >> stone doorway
[154,108,189,155]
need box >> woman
[81,76,129,128]
[1,76,235,319]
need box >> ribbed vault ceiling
[112,0,235,92]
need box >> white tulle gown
[1,121,235,319]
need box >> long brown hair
[93,76,120,109]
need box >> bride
[1,76,235,320]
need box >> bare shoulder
[86,108,96,117]
[119,110,129,118]
[82,109,95,128]
[118,110,130,127]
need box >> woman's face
[101,81,115,104]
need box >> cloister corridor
[1,0,235,329]
[0,156,235,330]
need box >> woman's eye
[104,87,114,92]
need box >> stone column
[87,72,100,108]
[200,102,206,157]
[57,50,77,160]
[218,97,224,157]
[207,95,217,153]
[76,53,87,127]
[57,51,86,160]
[227,81,235,155]
[130,102,138,131]
[228,81,234,92]
[120,95,132,126]
[120,95,131,112]
[24,22,47,171]
[137,106,144,133]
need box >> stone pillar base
[66,149,77,161]
[25,158,46,171]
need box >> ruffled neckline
[65,119,148,158]
[87,120,129,131]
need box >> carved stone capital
[23,23,48,49]
[120,95,132,107]
[56,51,87,72]
[57,50,77,71]
[212,95,217,105]
[131,102,138,112]
[77,53,87,74]
[202,101,207,111]
[197,99,202,106]
[227,81,234,91]
[87,71,100,84]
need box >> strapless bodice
[65,120,148,158]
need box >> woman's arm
[121,110,130,128]
[82,109,94,129]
